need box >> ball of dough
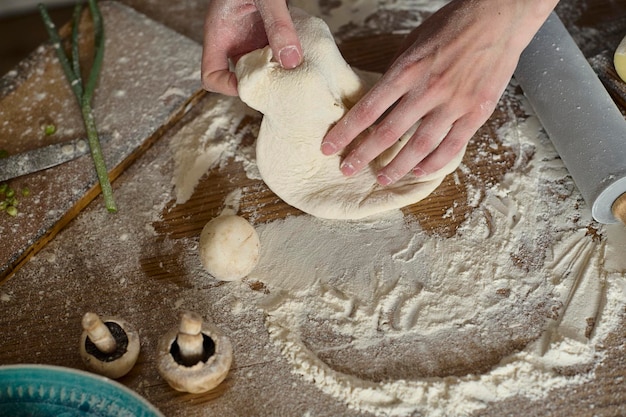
[199,215,260,281]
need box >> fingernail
[278,46,301,69]
[413,167,426,177]
[341,161,356,176]
[321,142,337,155]
[377,174,392,186]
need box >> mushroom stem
[157,312,233,393]
[82,312,116,354]
[177,311,205,365]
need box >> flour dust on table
[246,116,626,417]
[167,1,626,416]
[171,97,626,415]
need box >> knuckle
[446,136,469,156]
[201,73,218,92]
[265,18,292,39]
[409,132,437,155]
[474,84,501,113]
[477,99,497,119]
[349,101,381,128]
[372,122,404,146]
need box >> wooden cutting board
[0,1,204,282]
[590,51,626,112]
[0,4,520,285]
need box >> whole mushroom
[79,312,140,379]
[157,311,233,393]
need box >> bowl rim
[0,363,164,417]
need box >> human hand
[321,0,558,186]
[202,0,303,96]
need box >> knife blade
[0,136,109,183]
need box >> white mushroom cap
[157,312,233,393]
[79,313,140,379]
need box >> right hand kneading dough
[235,8,466,220]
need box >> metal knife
[0,136,109,183]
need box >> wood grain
[0,2,625,417]
[0,1,204,283]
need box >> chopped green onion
[6,206,17,217]
[44,124,56,135]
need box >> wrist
[487,0,560,52]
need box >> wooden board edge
[0,89,207,285]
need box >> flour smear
[238,109,626,416]
[172,97,626,417]
[169,1,626,416]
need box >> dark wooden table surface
[1,1,625,416]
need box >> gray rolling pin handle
[514,12,626,224]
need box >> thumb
[256,0,303,69]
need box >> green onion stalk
[39,0,117,213]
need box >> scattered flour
[170,95,257,204]
[291,0,445,36]
[240,113,626,416]
[171,95,626,416]
[172,97,626,416]
[167,1,626,416]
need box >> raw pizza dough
[235,8,465,220]
[199,214,260,281]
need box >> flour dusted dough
[199,215,260,281]
[235,8,465,220]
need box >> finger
[412,115,480,177]
[201,35,237,95]
[256,0,302,69]
[201,8,239,95]
[338,94,431,177]
[202,68,239,96]
[321,77,405,156]
[377,111,456,185]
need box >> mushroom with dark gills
[79,312,140,379]
[157,311,233,393]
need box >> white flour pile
[245,114,626,416]
[170,96,258,204]
[171,93,626,417]
[169,2,626,416]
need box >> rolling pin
[514,12,626,225]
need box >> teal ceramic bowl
[0,364,164,417]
